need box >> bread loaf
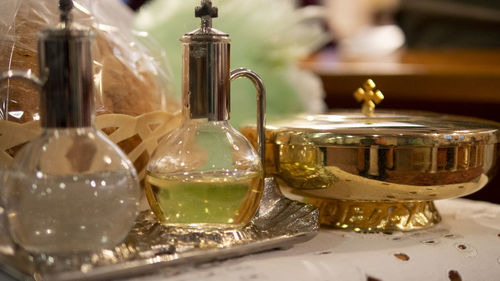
[0,0,174,123]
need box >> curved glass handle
[0,70,42,120]
[230,68,266,168]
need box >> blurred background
[123,0,500,203]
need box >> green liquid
[145,171,262,228]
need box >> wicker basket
[0,111,181,181]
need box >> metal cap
[181,0,231,121]
[37,0,95,128]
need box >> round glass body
[3,127,140,254]
[145,119,263,229]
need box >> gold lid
[274,79,498,147]
[273,110,500,148]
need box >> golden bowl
[242,110,500,232]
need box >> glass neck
[181,100,231,124]
[41,114,93,129]
[41,126,96,135]
[180,115,231,126]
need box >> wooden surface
[299,48,500,203]
[300,48,500,109]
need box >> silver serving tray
[0,177,318,281]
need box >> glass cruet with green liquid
[145,0,267,230]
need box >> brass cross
[354,79,384,117]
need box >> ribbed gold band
[306,198,441,232]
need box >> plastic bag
[0,0,178,123]
[0,0,181,184]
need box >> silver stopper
[37,0,95,128]
[181,0,231,121]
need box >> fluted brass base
[306,198,441,232]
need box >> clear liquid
[145,170,263,229]
[4,171,139,254]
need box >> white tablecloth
[123,199,500,281]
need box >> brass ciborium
[242,80,500,232]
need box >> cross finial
[59,0,74,29]
[195,0,218,31]
[354,79,384,117]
